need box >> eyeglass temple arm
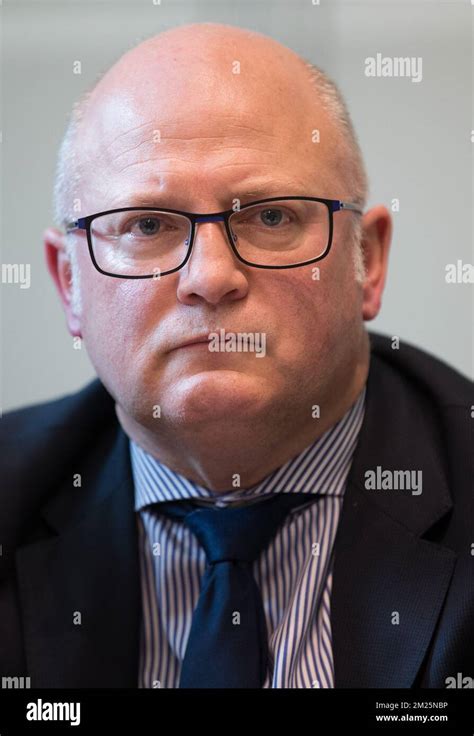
[63,217,86,233]
[336,201,364,215]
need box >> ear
[360,205,392,321]
[44,226,82,337]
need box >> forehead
[76,64,342,210]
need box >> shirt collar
[131,385,366,512]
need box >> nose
[176,215,248,306]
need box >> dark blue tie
[153,492,322,688]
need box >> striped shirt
[131,385,366,688]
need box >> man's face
[57,44,369,437]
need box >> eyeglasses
[65,196,363,279]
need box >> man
[0,23,472,689]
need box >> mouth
[171,336,211,351]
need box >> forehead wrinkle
[103,125,282,172]
[109,139,157,169]
[112,150,280,176]
[101,120,156,155]
[108,124,280,154]
[113,136,278,162]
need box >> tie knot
[154,493,320,564]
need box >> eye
[130,216,162,237]
[259,208,285,227]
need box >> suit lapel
[16,425,141,687]
[331,351,456,687]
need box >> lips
[172,335,210,350]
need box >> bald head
[81,22,338,132]
[89,22,314,103]
[54,23,367,233]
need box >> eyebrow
[108,185,306,210]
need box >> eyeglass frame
[65,196,363,279]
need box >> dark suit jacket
[1,332,472,688]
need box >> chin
[163,370,268,425]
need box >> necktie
[153,492,322,688]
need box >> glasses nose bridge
[194,213,226,224]
[190,212,234,251]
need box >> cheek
[271,264,359,362]
[272,269,334,331]
[79,273,166,373]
